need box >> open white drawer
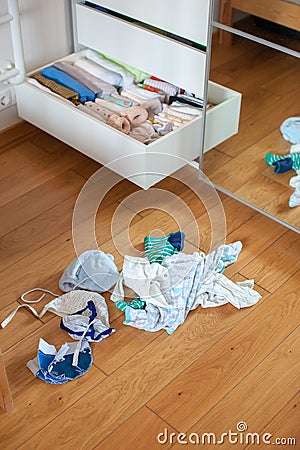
[15,50,241,189]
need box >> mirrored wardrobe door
[203,7,300,232]
[217,0,300,52]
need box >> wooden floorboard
[170,328,300,450]
[248,392,300,449]
[0,108,299,447]
[95,406,177,450]
[147,272,298,431]
[0,170,86,238]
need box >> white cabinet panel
[76,3,207,97]
[82,0,211,46]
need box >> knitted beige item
[31,72,79,101]
[120,106,148,126]
[107,114,131,134]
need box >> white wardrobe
[13,0,241,188]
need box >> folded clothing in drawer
[29,49,211,145]
[16,46,241,189]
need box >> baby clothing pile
[2,234,261,382]
[265,116,300,208]
[1,250,119,384]
[111,232,261,334]
[29,49,208,144]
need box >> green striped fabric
[144,235,178,264]
[265,152,300,170]
[115,299,146,311]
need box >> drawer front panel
[76,4,207,97]
[205,82,242,151]
[80,0,211,47]
[15,82,200,188]
[15,83,145,170]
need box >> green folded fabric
[103,54,151,83]
[265,152,300,171]
[115,299,146,311]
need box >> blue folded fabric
[168,231,185,251]
[280,117,300,145]
[272,157,293,173]
[41,66,95,103]
[59,250,119,293]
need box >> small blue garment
[272,157,293,173]
[27,338,92,384]
[59,250,119,293]
[41,66,95,103]
[280,117,300,145]
[167,231,185,251]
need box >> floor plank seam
[92,329,165,377]
[144,294,270,410]
[90,405,147,448]
[0,191,82,241]
[115,203,149,221]
[146,404,181,433]
[236,273,272,295]
[239,267,300,296]
[2,315,54,356]
[226,229,289,269]
[184,209,260,251]
[16,372,109,449]
[242,390,300,450]
[260,183,294,210]
[178,324,300,435]
[0,131,40,152]
[0,228,74,278]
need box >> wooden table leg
[0,348,13,412]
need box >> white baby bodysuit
[111,255,169,307]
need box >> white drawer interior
[15,51,241,189]
[80,0,211,47]
[76,3,207,98]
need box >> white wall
[0,0,73,131]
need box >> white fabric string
[70,272,109,291]
[21,287,59,303]
[72,318,97,366]
[1,288,59,328]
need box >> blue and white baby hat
[1,290,115,343]
[60,298,115,342]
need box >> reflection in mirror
[203,21,300,231]
[217,0,300,52]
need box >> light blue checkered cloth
[119,242,260,334]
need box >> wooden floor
[205,21,300,230]
[0,120,299,449]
